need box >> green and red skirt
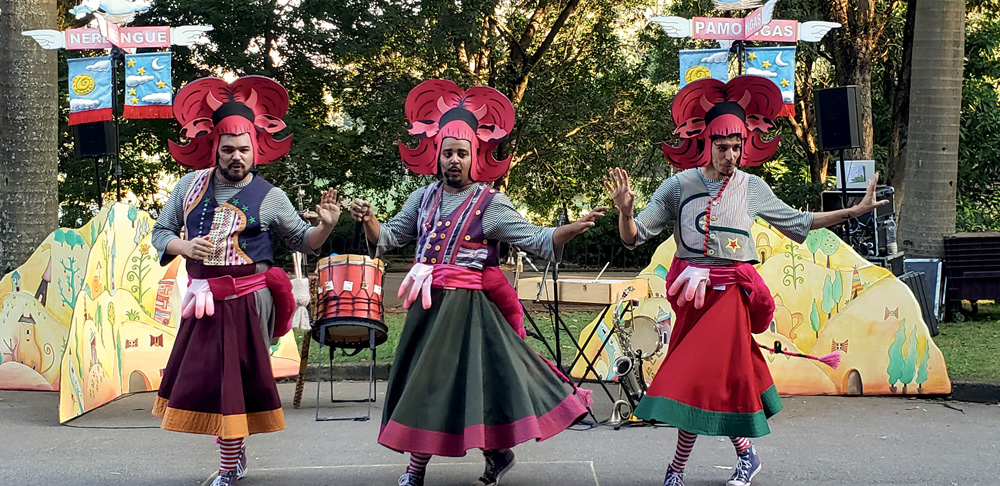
[378,288,587,457]
[633,266,781,438]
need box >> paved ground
[2,381,999,486]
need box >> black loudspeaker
[814,86,863,152]
[72,121,117,157]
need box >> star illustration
[129,88,137,96]
[727,238,741,252]
[137,67,146,75]
[761,60,771,69]
[156,80,166,89]
[248,216,256,224]
[127,59,135,68]
[781,78,790,88]
[130,96,139,104]
[241,205,250,212]
[232,198,240,205]
[748,52,757,61]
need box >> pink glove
[181,278,215,319]
[398,263,434,310]
[667,265,711,309]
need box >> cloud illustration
[126,75,155,87]
[85,60,111,72]
[141,93,172,104]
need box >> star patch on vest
[727,238,741,252]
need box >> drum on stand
[311,254,388,349]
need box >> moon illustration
[151,58,166,71]
[774,52,789,67]
[685,66,712,84]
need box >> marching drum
[311,254,389,349]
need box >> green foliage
[820,274,834,316]
[886,321,906,386]
[809,297,820,337]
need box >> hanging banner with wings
[123,52,173,119]
[67,56,114,125]
[744,46,797,117]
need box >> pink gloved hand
[397,263,434,310]
[667,265,711,309]
[181,278,215,319]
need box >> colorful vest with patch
[674,169,757,262]
[414,182,499,270]
[182,169,275,265]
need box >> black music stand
[312,320,384,422]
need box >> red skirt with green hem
[378,288,588,457]
[633,263,781,438]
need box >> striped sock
[406,453,432,477]
[669,430,698,474]
[730,436,751,455]
[218,437,244,474]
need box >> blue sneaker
[727,444,762,486]
[235,446,247,479]
[211,469,238,486]
[663,469,685,486]
[398,472,424,486]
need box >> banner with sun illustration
[744,46,796,117]
[572,219,951,397]
[68,56,113,125]
[123,52,173,120]
[0,203,302,423]
[679,49,730,87]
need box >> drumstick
[758,341,841,369]
[592,262,611,283]
[292,332,312,409]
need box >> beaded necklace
[702,172,731,257]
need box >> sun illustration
[72,74,96,96]
[684,65,712,84]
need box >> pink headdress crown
[662,76,784,169]
[399,79,516,183]
[168,76,292,170]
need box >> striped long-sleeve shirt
[631,169,813,264]
[152,171,317,266]
[377,184,561,262]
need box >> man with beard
[350,79,602,486]
[151,76,340,486]
[605,76,887,486]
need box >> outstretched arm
[811,173,890,229]
[603,167,637,245]
[305,188,341,250]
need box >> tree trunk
[886,0,916,208]
[827,0,876,160]
[0,0,59,274]
[897,0,964,258]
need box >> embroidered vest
[414,182,499,270]
[182,169,275,265]
[673,169,757,262]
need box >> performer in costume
[604,76,888,486]
[349,79,603,486]
[151,76,341,486]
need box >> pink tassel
[817,351,841,370]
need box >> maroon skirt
[152,261,285,439]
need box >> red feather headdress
[168,76,292,170]
[662,76,783,169]
[399,79,515,183]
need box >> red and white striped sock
[669,430,698,474]
[406,453,432,477]
[730,436,751,455]
[218,437,244,474]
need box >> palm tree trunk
[0,0,59,273]
[896,0,965,258]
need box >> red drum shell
[312,255,388,348]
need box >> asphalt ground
[2,382,999,486]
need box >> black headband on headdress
[704,101,747,126]
[212,101,256,125]
[438,107,479,131]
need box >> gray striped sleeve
[630,175,681,249]
[747,175,813,243]
[375,186,427,257]
[151,172,197,266]
[261,188,317,255]
[484,193,560,262]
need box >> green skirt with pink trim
[378,288,588,457]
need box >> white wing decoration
[170,25,214,46]
[798,21,841,42]
[22,30,67,50]
[649,16,692,38]
[761,0,777,26]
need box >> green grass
[293,305,1000,382]
[933,303,1000,381]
